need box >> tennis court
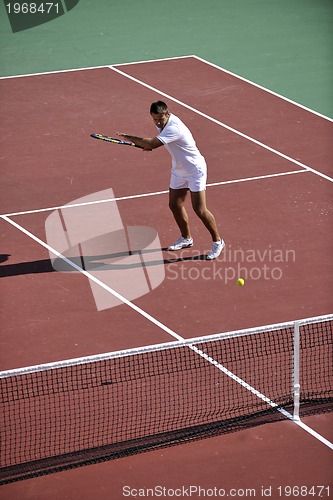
[0,55,332,498]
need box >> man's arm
[117,133,163,151]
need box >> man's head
[150,101,170,130]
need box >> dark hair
[150,101,169,115]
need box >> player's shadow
[0,250,208,277]
[0,254,55,277]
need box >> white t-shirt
[156,114,206,177]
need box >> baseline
[0,55,192,80]
[1,54,331,123]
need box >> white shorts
[170,170,207,192]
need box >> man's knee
[169,200,182,213]
[193,204,207,219]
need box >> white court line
[2,214,332,450]
[1,169,307,218]
[0,55,192,80]
[1,54,332,122]
[2,57,331,448]
[110,65,333,184]
[1,216,185,342]
[190,344,333,451]
[0,63,108,79]
[192,55,333,123]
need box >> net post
[293,321,301,421]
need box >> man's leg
[169,188,191,238]
[190,190,221,242]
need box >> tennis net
[0,314,332,484]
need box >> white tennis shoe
[168,236,194,251]
[206,239,225,260]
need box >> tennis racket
[90,133,143,148]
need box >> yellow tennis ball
[237,278,245,286]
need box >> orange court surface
[1,57,332,499]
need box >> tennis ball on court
[237,278,245,286]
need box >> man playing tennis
[117,101,224,260]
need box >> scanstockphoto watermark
[166,244,296,284]
[123,485,257,497]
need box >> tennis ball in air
[237,278,245,286]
